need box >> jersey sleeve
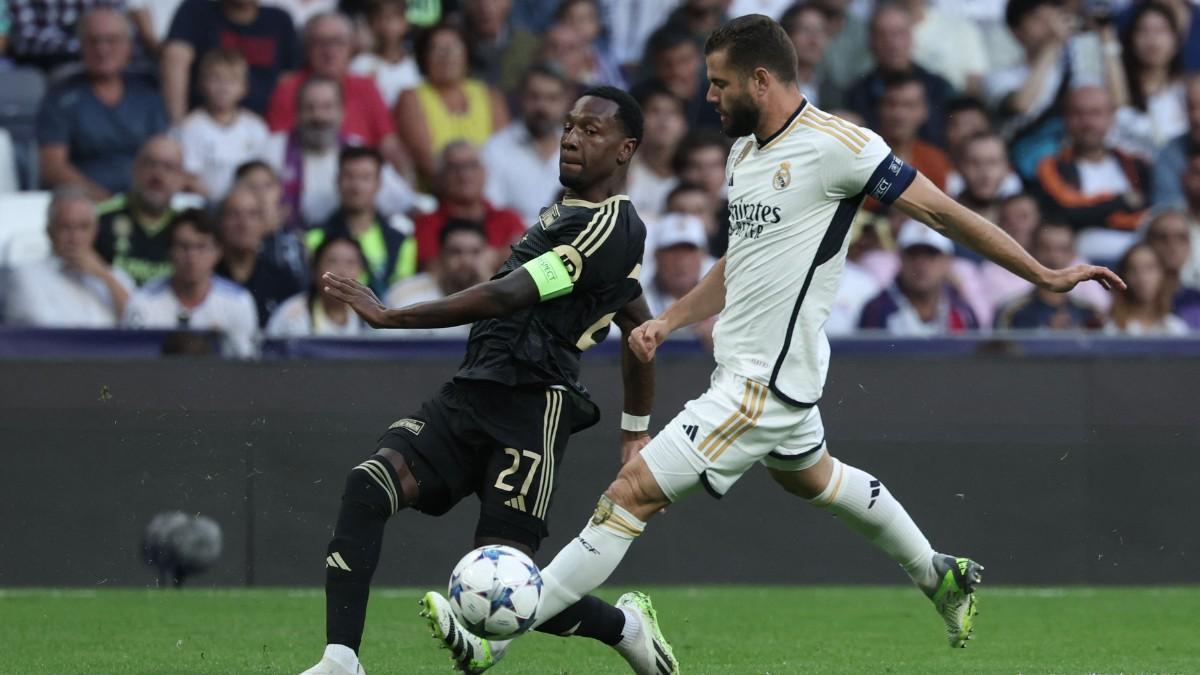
[822,126,917,204]
[537,201,641,297]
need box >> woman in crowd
[1105,242,1189,336]
[392,23,508,184]
[1113,2,1188,157]
[266,234,370,337]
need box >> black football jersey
[455,195,646,397]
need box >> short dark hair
[308,234,368,306]
[945,95,987,119]
[778,2,823,36]
[881,70,926,94]
[366,0,407,19]
[439,217,488,248]
[521,62,571,93]
[645,25,696,62]
[339,145,384,172]
[1032,221,1074,247]
[166,209,215,247]
[671,129,732,174]
[1005,0,1058,31]
[580,85,644,147]
[297,74,342,106]
[704,14,798,84]
[962,131,1007,154]
[665,181,709,205]
[233,159,276,181]
[633,80,684,113]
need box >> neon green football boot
[928,554,984,648]
[420,591,507,674]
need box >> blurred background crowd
[1,0,1199,356]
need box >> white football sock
[323,643,358,672]
[533,496,646,628]
[615,606,643,652]
[810,459,938,592]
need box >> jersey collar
[560,194,629,208]
[755,98,808,149]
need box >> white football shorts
[641,366,827,501]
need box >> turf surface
[2,586,1197,674]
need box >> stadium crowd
[1,0,1200,354]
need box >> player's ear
[753,67,771,96]
[616,138,637,165]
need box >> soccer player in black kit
[301,87,679,675]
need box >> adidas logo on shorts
[681,424,698,442]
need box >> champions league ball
[448,545,543,640]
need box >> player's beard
[720,94,761,138]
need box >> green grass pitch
[3,586,1198,674]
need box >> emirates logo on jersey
[772,161,792,190]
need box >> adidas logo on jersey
[681,424,698,442]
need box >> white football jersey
[122,276,260,358]
[712,102,916,407]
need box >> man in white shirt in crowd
[122,209,259,357]
[2,187,133,327]
[265,75,414,229]
[382,218,490,339]
[482,64,572,227]
[627,83,687,220]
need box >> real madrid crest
[773,161,791,190]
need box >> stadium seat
[0,68,48,190]
[0,191,52,266]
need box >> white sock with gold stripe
[533,496,645,629]
[810,459,938,592]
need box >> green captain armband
[523,250,575,300]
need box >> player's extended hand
[322,272,390,327]
[620,430,651,465]
[1040,264,1127,293]
[629,318,670,363]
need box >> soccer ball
[448,545,543,640]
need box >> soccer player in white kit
[427,15,1126,672]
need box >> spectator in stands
[634,25,720,130]
[348,0,420,108]
[643,212,710,317]
[900,0,989,95]
[1,187,133,327]
[267,13,397,155]
[779,2,834,109]
[95,135,185,285]
[663,0,727,45]
[827,218,884,336]
[6,0,125,70]
[1144,208,1200,328]
[161,0,299,120]
[1118,0,1200,72]
[305,146,416,294]
[264,75,414,228]
[481,64,571,228]
[811,0,872,105]
[543,0,624,88]
[858,222,979,335]
[1180,149,1200,286]
[672,130,732,256]
[943,97,1023,199]
[232,160,308,285]
[271,0,337,29]
[383,218,489,338]
[1111,2,1188,159]
[266,234,369,336]
[1035,86,1149,264]
[413,141,525,271]
[176,49,270,199]
[122,209,259,356]
[215,185,303,326]
[37,7,168,200]
[462,0,538,93]
[980,192,1043,307]
[627,84,686,220]
[1152,75,1200,208]
[1104,241,1189,335]
[662,181,720,258]
[877,73,951,191]
[845,3,953,147]
[985,0,1079,179]
[994,223,1104,330]
[393,23,509,184]
[955,133,1014,224]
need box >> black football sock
[325,456,403,653]
[534,594,627,646]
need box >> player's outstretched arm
[893,173,1127,294]
[615,294,655,463]
[321,269,541,329]
[629,257,727,362]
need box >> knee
[343,453,414,515]
[603,459,669,520]
[770,454,837,501]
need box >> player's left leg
[763,411,982,647]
